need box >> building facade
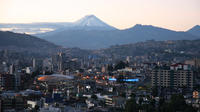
[151,64,193,89]
[0,74,15,90]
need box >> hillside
[0,31,60,54]
[187,25,200,37]
[98,39,200,61]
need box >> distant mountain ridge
[39,24,200,49]
[0,31,60,53]
[0,15,200,49]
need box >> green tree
[130,93,136,98]
[91,94,98,100]
[107,64,114,72]
[152,87,158,97]
[33,105,40,112]
[139,97,143,105]
[159,94,197,112]
[124,98,139,112]
[114,61,127,70]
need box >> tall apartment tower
[151,63,194,89]
[9,64,14,74]
[33,58,36,71]
[58,52,63,72]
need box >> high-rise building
[58,52,63,72]
[194,58,200,68]
[0,74,15,90]
[43,58,53,73]
[14,73,21,90]
[151,63,194,89]
[126,56,131,63]
[0,62,8,74]
[32,58,36,71]
[9,64,14,74]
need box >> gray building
[151,64,194,89]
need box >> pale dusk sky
[0,0,200,31]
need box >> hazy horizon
[0,0,200,31]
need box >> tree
[107,64,114,72]
[130,93,136,98]
[114,61,127,70]
[152,87,158,97]
[159,94,197,112]
[125,98,139,112]
[91,94,98,100]
[79,68,84,73]
[33,105,40,112]
[139,97,143,105]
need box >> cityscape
[0,0,200,112]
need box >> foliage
[158,94,197,112]
[107,64,114,72]
[124,98,139,112]
[91,94,98,100]
[114,61,127,70]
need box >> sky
[0,0,200,31]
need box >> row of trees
[125,94,197,112]
[125,94,155,112]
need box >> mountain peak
[188,25,200,31]
[84,14,97,19]
[187,25,200,37]
[132,24,154,28]
[192,25,200,29]
[129,24,173,31]
[74,15,116,30]
[129,24,157,30]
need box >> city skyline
[0,0,200,31]
[0,0,200,111]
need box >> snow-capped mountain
[73,15,116,30]
[0,15,117,34]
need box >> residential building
[151,64,194,89]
